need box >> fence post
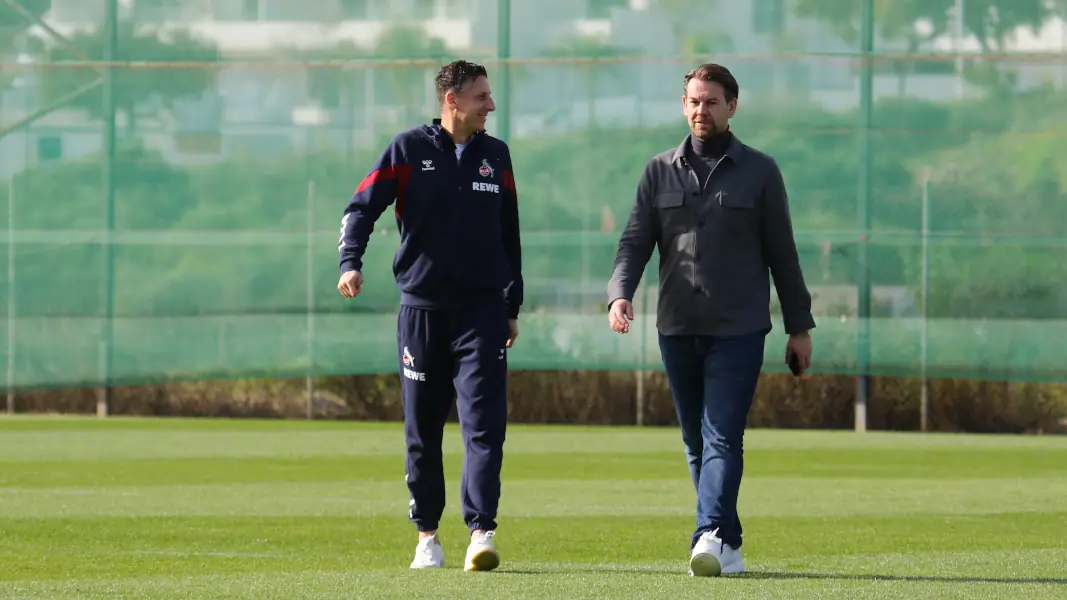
[635,279,649,426]
[96,340,108,417]
[920,176,930,432]
[306,180,315,420]
[6,177,14,414]
[496,0,511,142]
[854,0,875,433]
[97,0,118,418]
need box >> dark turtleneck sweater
[687,129,733,191]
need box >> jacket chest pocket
[655,191,691,237]
[711,185,759,236]
[709,170,759,212]
[717,188,756,210]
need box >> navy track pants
[397,302,510,533]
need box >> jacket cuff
[784,312,816,335]
[339,259,362,274]
[606,283,632,308]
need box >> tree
[292,41,368,110]
[651,0,734,57]
[130,0,184,21]
[0,0,49,92]
[793,0,1051,93]
[372,24,450,128]
[540,35,640,296]
[542,35,636,132]
[796,0,1048,51]
[0,0,49,41]
[36,21,220,132]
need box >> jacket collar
[671,130,745,166]
[427,118,484,151]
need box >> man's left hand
[785,331,812,375]
[506,319,519,348]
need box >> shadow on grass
[737,571,1067,585]
[496,567,679,576]
[496,566,1067,584]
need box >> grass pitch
[1,416,1065,599]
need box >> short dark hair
[684,63,739,102]
[435,60,488,104]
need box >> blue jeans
[658,331,766,550]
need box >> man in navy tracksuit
[335,60,522,573]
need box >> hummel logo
[422,160,434,171]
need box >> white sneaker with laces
[688,528,745,577]
[410,535,444,569]
[464,530,501,572]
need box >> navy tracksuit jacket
[338,119,523,533]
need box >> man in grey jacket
[606,63,815,577]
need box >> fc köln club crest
[479,159,494,178]
[402,347,415,368]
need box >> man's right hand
[337,270,364,298]
[608,299,634,334]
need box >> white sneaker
[464,530,501,572]
[688,529,745,576]
[410,535,444,569]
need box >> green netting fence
[2,0,1066,394]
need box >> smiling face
[683,77,736,139]
[446,75,495,132]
